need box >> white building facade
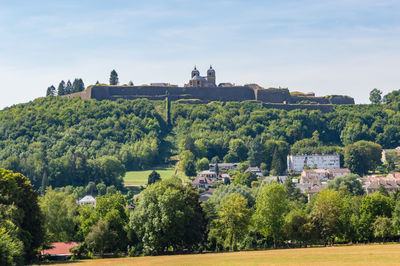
[287,154,340,172]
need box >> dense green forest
[1,90,400,189]
[3,90,400,264]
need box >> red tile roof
[41,242,79,256]
[192,176,212,185]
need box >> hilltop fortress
[68,66,354,111]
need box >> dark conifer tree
[57,80,66,96]
[72,78,85,93]
[110,69,119,85]
[46,85,56,96]
[79,78,85,91]
[65,80,72,95]
[147,170,161,185]
[248,136,265,167]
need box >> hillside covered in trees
[1,90,400,189]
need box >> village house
[297,168,350,201]
[246,167,263,176]
[220,173,231,183]
[301,168,351,183]
[197,170,218,181]
[78,195,96,207]
[296,180,326,201]
[209,163,239,171]
[287,154,340,172]
[361,174,400,194]
[191,176,213,189]
[41,242,79,260]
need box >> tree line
[3,168,400,265]
[46,69,123,96]
[47,78,85,96]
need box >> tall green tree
[372,216,394,242]
[283,209,315,247]
[0,224,24,266]
[224,139,248,162]
[310,189,344,246]
[253,183,288,248]
[147,170,161,185]
[96,183,106,196]
[180,150,196,177]
[130,178,205,254]
[326,174,364,196]
[265,140,289,174]
[248,136,265,167]
[72,78,85,93]
[46,85,56,96]
[358,192,393,241]
[85,220,117,256]
[109,70,119,85]
[39,188,78,242]
[344,141,382,176]
[210,193,250,251]
[65,80,72,95]
[79,192,129,252]
[57,80,66,95]
[369,88,382,104]
[392,200,400,236]
[233,171,258,188]
[0,169,44,262]
[196,157,210,172]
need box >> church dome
[191,66,200,78]
[207,65,215,76]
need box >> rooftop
[41,242,79,256]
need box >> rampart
[67,85,354,111]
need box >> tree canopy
[0,169,44,263]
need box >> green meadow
[123,168,176,186]
[52,244,400,266]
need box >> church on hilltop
[185,66,216,87]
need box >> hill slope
[1,95,400,188]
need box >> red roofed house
[301,168,351,183]
[191,176,212,189]
[362,174,400,194]
[41,242,79,259]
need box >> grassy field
[123,168,176,186]
[53,244,400,265]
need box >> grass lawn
[51,243,400,265]
[123,167,176,186]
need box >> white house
[287,154,340,172]
[78,195,96,207]
[246,167,263,176]
[209,163,238,171]
[197,170,218,182]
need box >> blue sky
[1,0,400,109]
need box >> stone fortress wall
[66,66,355,111]
[67,84,354,110]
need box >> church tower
[207,65,216,86]
[191,66,200,78]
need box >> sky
[1,0,400,109]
